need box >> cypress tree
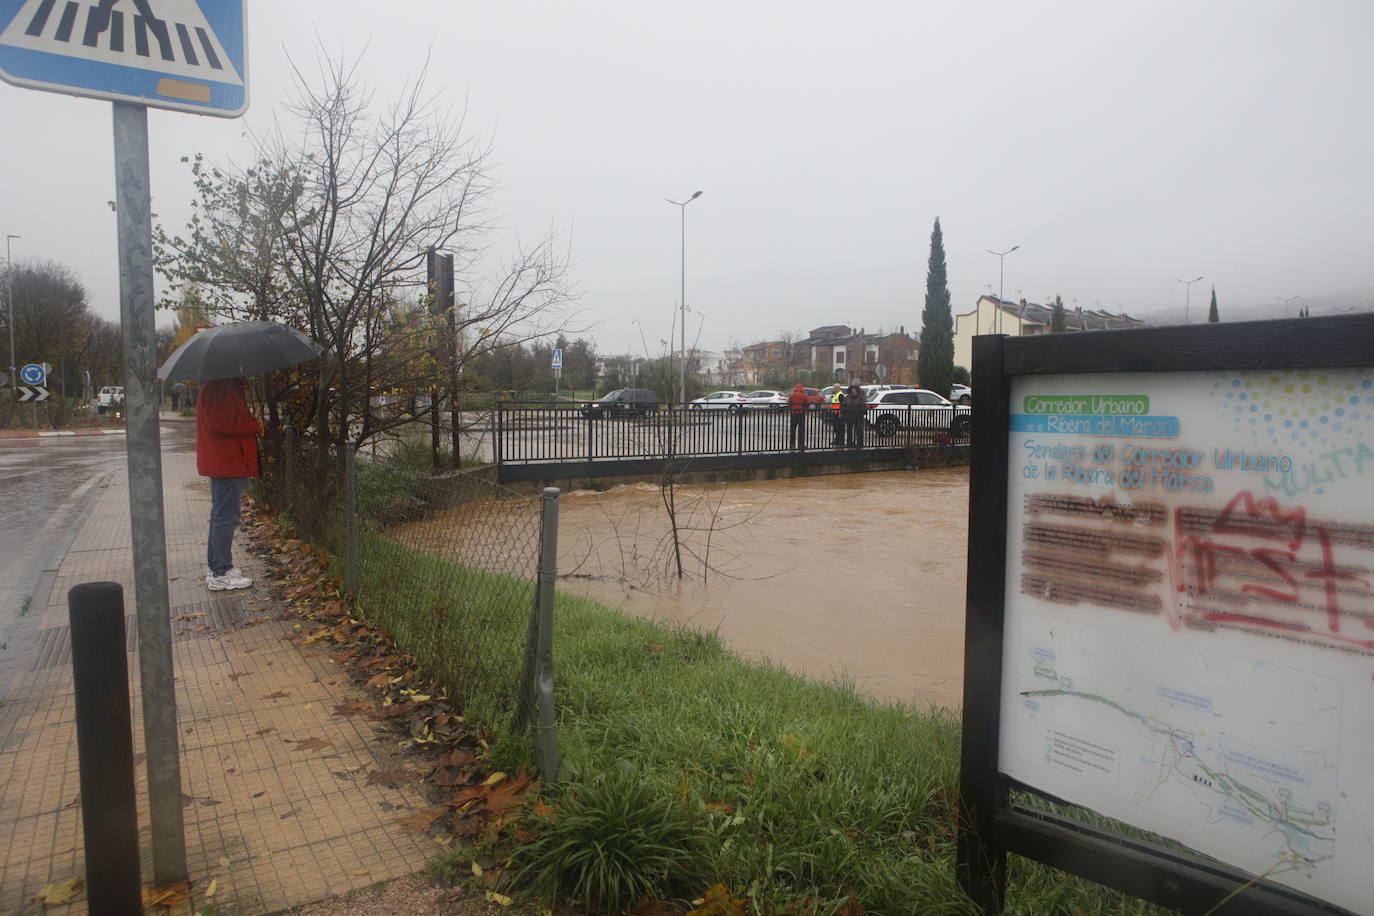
[1051,295,1067,332]
[917,217,954,398]
[1207,287,1219,323]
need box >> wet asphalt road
[0,424,195,692]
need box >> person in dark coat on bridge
[787,383,809,450]
[840,382,866,447]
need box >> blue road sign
[0,0,246,117]
[20,362,45,385]
[551,348,563,370]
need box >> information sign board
[958,315,1374,916]
[551,348,562,370]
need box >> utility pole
[666,191,703,403]
[6,233,19,394]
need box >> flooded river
[553,467,969,709]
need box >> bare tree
[155,49,575,499]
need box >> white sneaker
[207,568,253,591]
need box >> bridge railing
[494,401,972,465]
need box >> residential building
[737,325,920,386]
[953,296,1149,371]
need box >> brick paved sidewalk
[0,438,441,913]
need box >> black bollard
[68,582,143,914]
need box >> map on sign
[0,0,246,116]
[1000,368,1374,914]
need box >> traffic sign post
[20,362,45,385]
[0,0,247,116]
[17,384,48,401]
[552,348,563,398]
[1,0,250,886]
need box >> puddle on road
[554,467,970,709]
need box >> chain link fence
[256,431,559,781]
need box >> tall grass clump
[517,762,708,911]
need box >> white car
[96,386,124,414]
[739,389,782,409]
[866,388,971,438]
[950,383,972,405]
[689,390,747,412]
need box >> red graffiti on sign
[1170,490,1374,652]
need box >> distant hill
[1133,288,1374,326]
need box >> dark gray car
[581,388,659,418]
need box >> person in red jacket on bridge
[787,383,810,450]
[196,378,261,591]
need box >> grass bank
[301,449,1173,914]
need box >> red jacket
[787,385,808,414]
[196,379,261,478]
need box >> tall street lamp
[6,233,19,395]
[985,245,1020,334]
[1175,275,1204,323]
[666,190,703,404]
[1277,295,1299,318]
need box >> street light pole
[1174,275,1204,323]
[666,191,703,404]
[985,245,1020,335]
[1277,295,1299,318]
[6,233,19,395]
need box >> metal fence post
[520,487,561,787]
[283,426,295,511]
[345,443,357,592]
[68,582,143,914]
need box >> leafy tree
[1050,295,1067,332]
[1208,287,1220,323]
[1,260,122,397]
[916,218,954,397]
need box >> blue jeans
[208,477,249,576]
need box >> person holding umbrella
[159,321,324,592]
[198,378,260,590]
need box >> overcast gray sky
[3,0,1371,358]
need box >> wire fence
[256,431,560,781]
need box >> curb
[0,414,194,439]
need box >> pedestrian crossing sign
[0,0,246,116]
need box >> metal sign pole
[112,100,187,884]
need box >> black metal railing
[494,401,972,465]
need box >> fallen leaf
[261,691,290,700]
[332,701,371,717]
[686,883,746,916]
[483,771,507,786]
[396,808,444,834]
[534,800,556,816]
[206,877,218,897]
[486,892,513,907]
[471,861,483,877]
[440,747,474,768]
[365,768,411,786]
[365,673,391,688]
[705,800,735,814]
[175,612,206,621]
[143,879,192,908]
[227,671,252,681]
[292,737,333,752]
[35,877,83,904]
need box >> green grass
[280,447,1175,914]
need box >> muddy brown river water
[552,467,970,709]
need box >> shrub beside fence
[258,433,560,780]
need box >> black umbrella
[157,321,323,382]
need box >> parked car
[582,388,659,418]
[689,390,747,412]
[96,385,124,415]
[866,388,971,438]
[765,387,824,409]
[739,389,782,409]
[950,383,972,405]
